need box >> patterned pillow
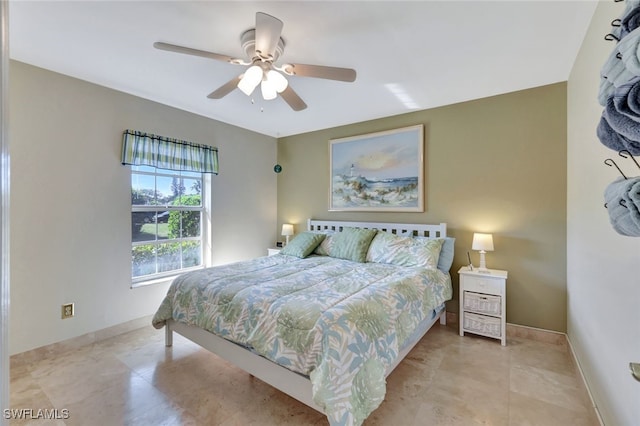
[280,232,326,258]
[366,231,444,269]
[313,231,336,256]
[330,227,378,263]
[416,236,455,272]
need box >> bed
[152,219,453,425]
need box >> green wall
[9,61,277,354]
[277,83,567,332]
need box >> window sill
[131,266,205,289]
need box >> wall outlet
[61,303,74,319]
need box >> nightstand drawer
[463,275,504,296]
[463,312,502,338]
[463,291,501,316]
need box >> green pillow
[367,232,444,269]
[330,227,378,263]
[280,232,326,258]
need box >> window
[130,165,205,283]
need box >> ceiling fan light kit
[154,12,356,111]
[237,65,263,96]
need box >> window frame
[130,166,209,287]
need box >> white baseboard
[566,335,605,426]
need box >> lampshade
[281,224,294,236]
[472,233,494,272]
[266,69,288,93]
[472,233,494,252]
[237,65,263,96]
[261,79,278,100]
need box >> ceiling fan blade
[282,63,356,82]
[255,12,283,59]
[280,86,307,111]
[207,75,242,99]
[154,42,240,64]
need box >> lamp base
[478,250,489,272]
[285,235,290,246]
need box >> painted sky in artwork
[331,129,420,180]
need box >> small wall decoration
[329,125,424,212]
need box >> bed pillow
[366,231,444,269]
[280,232,326,258]
[330,227,378,263]
[313,231,336,256]
[436,237,455,272]
[415,236,455,272]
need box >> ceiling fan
[154,12,357,111]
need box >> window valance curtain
[121,130,219,174]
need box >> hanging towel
[614,76,640,120]
[625,179,640,228]
[598,47,637,106]
[604,78,640,135]
[597,78,640,154]
[599,78,613,107]
[601,46,624,78]
[608,53,637,86]
[611,0,640,40]
[597,113,640,155]
[618,27,640,75]
[621,2,640,38]
[604,177,640,236]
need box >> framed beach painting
[329,124,424,212]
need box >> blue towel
[621,2,640,38]
[619,27,640,75]
[597,112,640,154]
[625,179,640,228]
[605,177,640,236]
[598,46,637,106]
[614,76,640,119]
[611,1,640,39]
[597,78,640,154]
[605,78,640,135]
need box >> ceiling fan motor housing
[241,29,285,62]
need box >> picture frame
[329,124,424,212]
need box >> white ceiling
[9,1,597,138]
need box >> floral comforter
[152,254,452,425]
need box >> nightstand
[458,267,508,346]
[267,248,281,256]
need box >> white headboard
[307,219,447,238]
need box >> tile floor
[9,323,599,425]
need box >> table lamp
[281,224,294,246]
[472,233,494,273]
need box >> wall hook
[620,199,628,208]
[605,158,628,179]
[619,150,640,171]
[605,33,621,41]
[611,18,622,27]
